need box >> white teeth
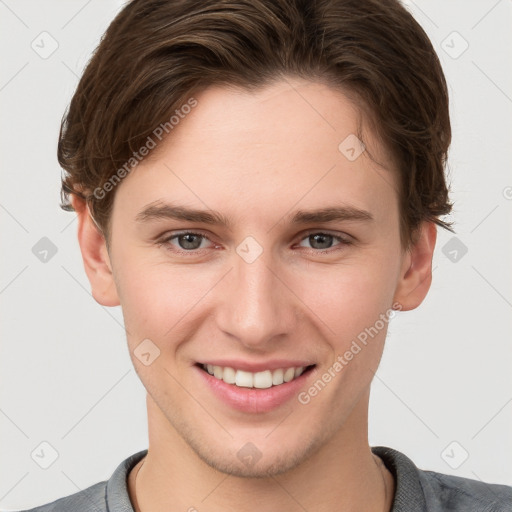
[235,370,253,388]
[253,370,272,389]
[222,366,236,384]
[203,364,308,388]
[283,368,295,382]
[213,365,223,379]
[272,368,284,385]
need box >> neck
[129,392,394,512]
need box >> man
[23,0,512,510]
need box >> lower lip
[195,365,315,413]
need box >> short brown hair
[58,0,454,249]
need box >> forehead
[112,78,399,231]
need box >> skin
[72,77,436,511]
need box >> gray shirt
[19,446,512,511]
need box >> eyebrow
[135,201,374,227]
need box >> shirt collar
[106,449,147,512]
[372,446,427,512]
[105,446,427,511]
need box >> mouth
[197,363,316,389]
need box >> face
[81,78,434,478]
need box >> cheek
[299,264,397,409]
[113,256,195,343]
[114,253,226,355]
[303,256,399,341]
[114,231,401,352]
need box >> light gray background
[1,0,511,509]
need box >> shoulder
[372,446,512,512]
[419,469,512,512]
[18,480,107,512]
[17,449,147,512]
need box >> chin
[191,439,319,478]
[175,416,335,479]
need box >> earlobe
[70,195,120,307]
[393,221,437,311]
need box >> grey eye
[299,233,339,250]
[175,233,205,250]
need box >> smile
[200,363,315,389]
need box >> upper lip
[197,359,316,372]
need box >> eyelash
[157,230,353,256]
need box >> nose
[214,248,298,351]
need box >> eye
[296,231,351,252]
[159,231,215,253]
[157,230,352,256]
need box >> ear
[70,195,120,307]
[393,221,437,311]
